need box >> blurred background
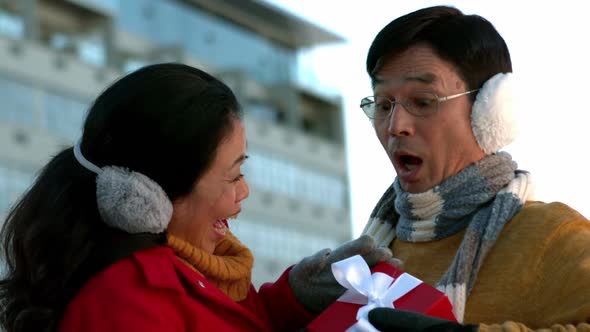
[0,0,588,287]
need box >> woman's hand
[288,235,399,314]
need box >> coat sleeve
[477,204,590,332]
[257,265,315,332]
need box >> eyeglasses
[360,89,479,121]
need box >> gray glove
[288,234,399,314]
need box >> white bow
[331,255,422,332]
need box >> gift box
[307,255,456,332]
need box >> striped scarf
[361,152,533,321]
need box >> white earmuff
[471,72,518,155]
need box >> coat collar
[132,246,185,294]
[131,246,270,331]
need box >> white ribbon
[331,255,422,332]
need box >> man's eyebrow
[403,72,437,84]
[373,72,437,86]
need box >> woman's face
[167,118,249,254]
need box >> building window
[0,78,35,127]
[246,103,279,123]
[123,58,150,73]
[243,148,346,208]
[44,92,87,140]
[230,218,339,265]
[0,77,88,139]
[116,0,296,85]
[0,9,24,39]
[0,164,34,215]
[83,0,120,14]
[78,38,106,67]
[49,33,71,51]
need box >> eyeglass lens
[372,92,438,119]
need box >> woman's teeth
[214,219,227,235]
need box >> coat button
[198,280,205,288]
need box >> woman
[0,63,391,332]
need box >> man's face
[372,44,485,193]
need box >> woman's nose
[236,177,250,202]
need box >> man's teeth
[406,163,416,170]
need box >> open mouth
[397,153,423,171]
[215,210,241,236]
[214,219,228,237]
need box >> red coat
[58,246,314,331]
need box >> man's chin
[399,180,431,194]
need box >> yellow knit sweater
[166,230,253,301]
[390,201,590,331]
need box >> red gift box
[307,259,456,332]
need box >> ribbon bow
[332,255,422,332]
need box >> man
[356,5,590,331]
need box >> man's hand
[288,235,399,314]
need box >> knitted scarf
[361,152,533,321]
[166,231,254,301]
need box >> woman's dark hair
[366,6,512,96]
[0,63,241,332]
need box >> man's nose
[387,102,415,137]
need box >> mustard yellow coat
[390,201,590,331]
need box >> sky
[264,0,590,237]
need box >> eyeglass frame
[360,89,479,121]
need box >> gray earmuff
[74,141,172,234]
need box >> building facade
[0,0,350,286]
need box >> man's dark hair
[367,6,512,95]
